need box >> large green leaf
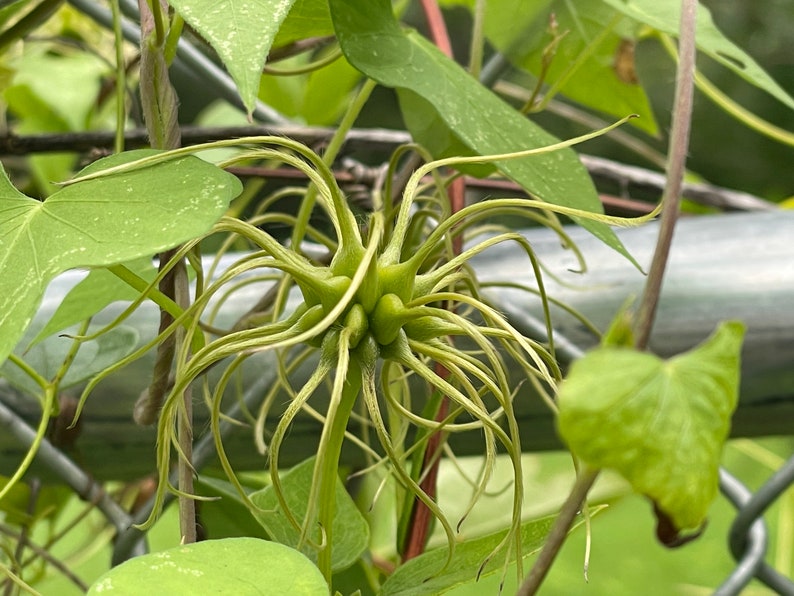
[168,0,298,115]
[87,537,328,594]
[0,150,241,366]
[381,506,605,595]
[329,0,635,263]
[481,0,658,134]
[557,321,745,543]
[250,457,369,572]
[602,0,794,111]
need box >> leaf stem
[468,0,486,77]
[521,1,698,592]
[633,0,698,350]
[516,467,599,596]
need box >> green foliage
[0,0,790,594]
[258,50,361,125]
[382,507,605,595]
[250,457,370,572]
[476,0,659,134]
[557,321,745,540]
[87,537,329,594]
[602,0,794,110]
[329,0,636,264]
[0,149,241,366]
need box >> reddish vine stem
[401,177,466,560]
[517,0,699,593]
[419,0,453,57]
[632,5,698,352]
[400,1,461,560]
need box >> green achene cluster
[138,136,562,584]
[70,124,644,586]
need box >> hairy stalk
[518,0,699,593]
[137,0,196,545]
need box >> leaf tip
[651,500,707,548]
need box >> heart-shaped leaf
[0,149,241,366]
[168,0,298,115]
[87,537,327,594]
[557,321,745,540]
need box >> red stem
[401,362,451,560]
[401,2,464,561]
[401,176,465,560]
[419,0,453,58]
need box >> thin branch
[0,522,89,592]
[175,261,196,544]
[518,0,699,593]
[580,154,774,212]
[633,0,698,351]
[0,126,773,213]
[516,467,599,596]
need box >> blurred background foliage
[0,0,793,594]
